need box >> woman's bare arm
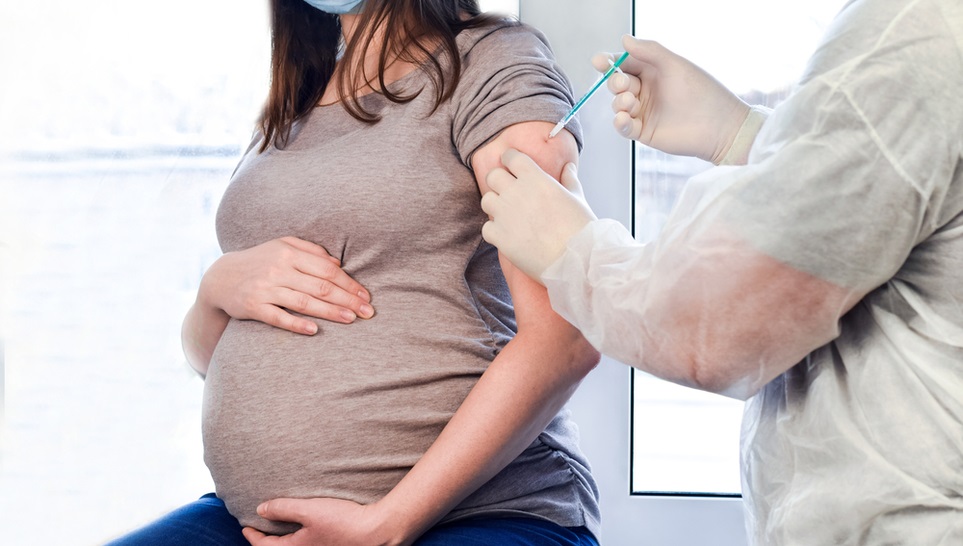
[365,121,599,541]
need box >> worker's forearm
[542,219,850,398]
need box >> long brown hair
[260,0,501,151]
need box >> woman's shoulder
[456,20,555,62]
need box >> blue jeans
[104,494,599,546]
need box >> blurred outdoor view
[0,2,271,543]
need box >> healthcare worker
[480,0,963,544]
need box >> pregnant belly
[202,316,486,534]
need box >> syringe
[549,51,630,139]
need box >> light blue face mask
[302,0,365,14]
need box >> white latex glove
[481,149,597,283]
[598,35,751,165]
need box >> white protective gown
[543,0,963,543]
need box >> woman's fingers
[251,283,372,336]
[255,302,321,336]
[207,237,376,332]
[290,246,372,304]
[283,274,375,320]
[273,240,375,324]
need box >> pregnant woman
[107,1,600,544]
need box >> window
[630,0,843,496]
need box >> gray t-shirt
[203,22,600,537]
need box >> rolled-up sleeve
[452,23,582,167]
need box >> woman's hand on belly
[202,236,375,334]
[242,497,407,546]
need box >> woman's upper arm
[471,121,578,196]
[470,121,581,332]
